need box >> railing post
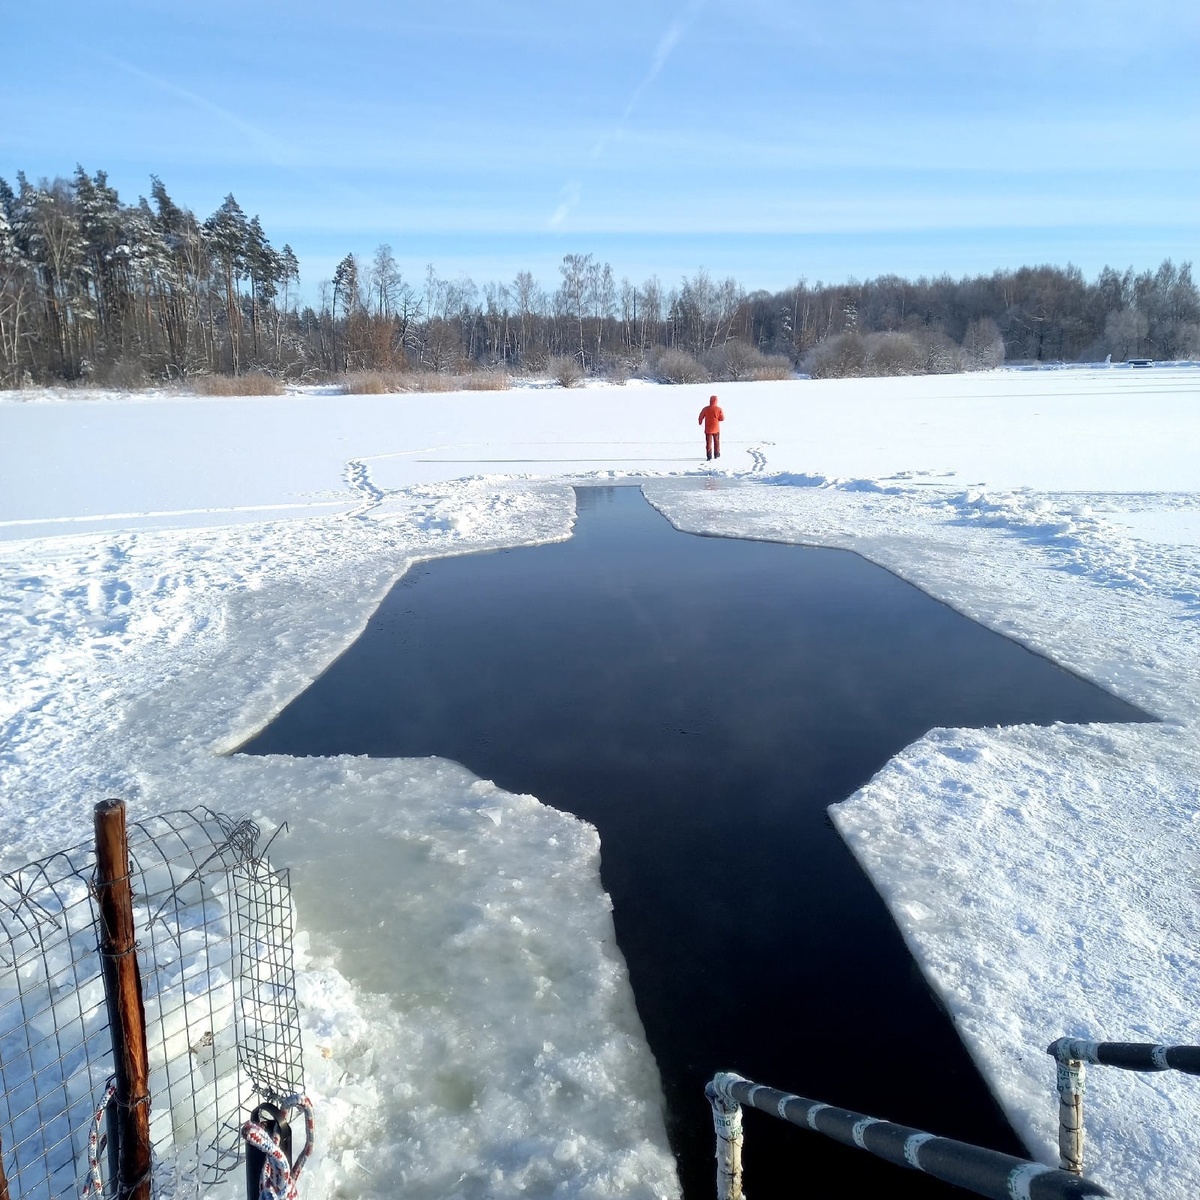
[705,1075,745,1200]
[1054,1056,1085,1175]
[94,799,152,1200]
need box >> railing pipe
[707,1072,1110,1199]
[1046,1037,1200,1175]
[1048,1038,1200,1077]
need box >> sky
[3,0,1199,303]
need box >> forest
[2,167,1198,389]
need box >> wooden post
[94,799,152,1200]
[0,1128,11,1200]
[1055,1057,1085,1174]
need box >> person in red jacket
[698,395,724,460]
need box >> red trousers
[706,431,721,458]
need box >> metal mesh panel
[0,855,112,1200]
[232,859,303,1106]
[0,808,304,1199]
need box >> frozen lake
[243,484,1149,1196]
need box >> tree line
[2,166,1198,388]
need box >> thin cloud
[549,181,583,229]
[550,0,705,226]
[604,0,705,148]
[103,54,294,167]
[621,13,688,120]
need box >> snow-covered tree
[962,317,1005,369]
[203,194,250,373]
[0,185,33,384]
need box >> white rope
[1006,1161,1054,1200]
[902,1131,936,1168]
[1059,1038,1101,1064]
[851,1117,882,1148]
[805,1102,831,1131]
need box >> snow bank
[0,481,679,1199]
[645,450,1200,1194]
[2,367,1198,1197]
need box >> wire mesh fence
[0,807,304,1200]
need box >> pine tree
[332,253,359,371]
[0,185,32,384]
[14,172,90,377]
[73,166,135,361]
[147,178,205,377]
[203,194,250,373]
[275,245,300,364]
[244,215,282,365]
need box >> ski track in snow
[342,457,386,517]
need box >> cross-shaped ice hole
[241,484,1152,1198]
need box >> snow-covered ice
[1,367,1198,1197]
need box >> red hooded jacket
[699,400,724,434]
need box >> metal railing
[1047,1037,1200,1176]
[705,1072,1110,1199]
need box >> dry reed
[189,372,284,396]
[340,370,510,394]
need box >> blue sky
[3,0,1198,302]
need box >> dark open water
[242,485,1150,1197]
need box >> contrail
[103,54,295,167]
[101,53,384,243]
[548,180,583,229]
[547,0,707,227]
[594,0,707,155]
[620,2,702,122]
